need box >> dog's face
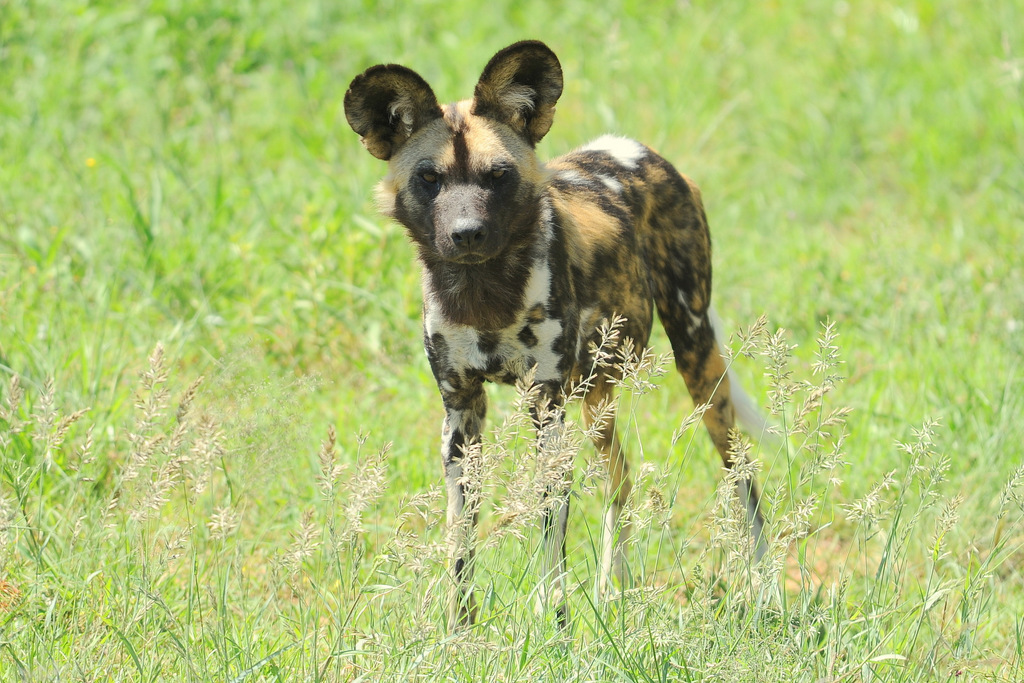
[345,41,563,267]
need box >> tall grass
[2,320,1021,680]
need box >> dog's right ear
[345,64,443,161]
[472,41,563,146]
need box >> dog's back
[545,134,714,372]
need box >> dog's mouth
[437,239,504,265]
[446,252,493,265]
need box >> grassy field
[2,0,1023,680]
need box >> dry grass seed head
[671,400,711,447]
[720,313,768,363]
[50,409,90,461]
[25,376,90,471]
[339,441,391,547]
[534,417,578,515]
[710,476,754,570]
[486,413,580,549]
[800,424,850,488]
[722,429,761,486]
[781,493,820,541]
[931,493,963,558]
[188,413,223,497]
[581,395,615,443]
[611,340,670,396]
[208,505,241,541]
[566,315,625,403]
[841,469,898,531]
[285,508,320,574]
[630,463,674,542]
[136,343,171,426]
[621,461,656,540]
[118,349,221,518]
[317,424,347,500]
[485,390,551,547]
[124,346,175,482]
[492,357,605,547]
[159,524,192,566]
[388,487,445,573]
[129,460,179,523]
[590,314,626,370]
[175,375,204,424]
[811,318,844,387]
[897,419,948,499]
[996,464,1024,520]
[71,425,96,479]
[792,384,832,434]
[164,420,192,466]
[32,377,56,442]
[0,374,26,432]
[761,326,797,416]
[455,439,488,517]
[513,364,543,418]
[900,419,938,464]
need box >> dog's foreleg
[535,392,572,626]
[440,388,487,629]
[539,473,571,626]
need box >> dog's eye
[421,172,439,184]
[491,169,505,179]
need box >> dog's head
[345,41,563,266]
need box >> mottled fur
[345,41,766,629]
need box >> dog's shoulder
[547,135,649,184]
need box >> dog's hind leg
[659,303,768,559]
[583,380,633,599]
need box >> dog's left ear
[345,64,443,160]
[472,41,563,146]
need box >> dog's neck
[419,252,531,331]
[419,198,554,332]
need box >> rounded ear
[344,64,443,160]
[472,41,563,146]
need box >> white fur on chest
[424,258,564,385]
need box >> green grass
[2,0,1023,680]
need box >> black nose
[451,220,487,249]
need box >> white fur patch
[388,96,417,136]
[597,174,623,193]
[495,83,537,120]
[524,261,551,304]
[676,290,705,335]
[423,296,444,338]
[581,135,646,169]
[424,301,486,371]
[447,327,490,370]
[555,169,587,184]
[518,259,562,382]
[529,317,564,382]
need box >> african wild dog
[344,41,767,628]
